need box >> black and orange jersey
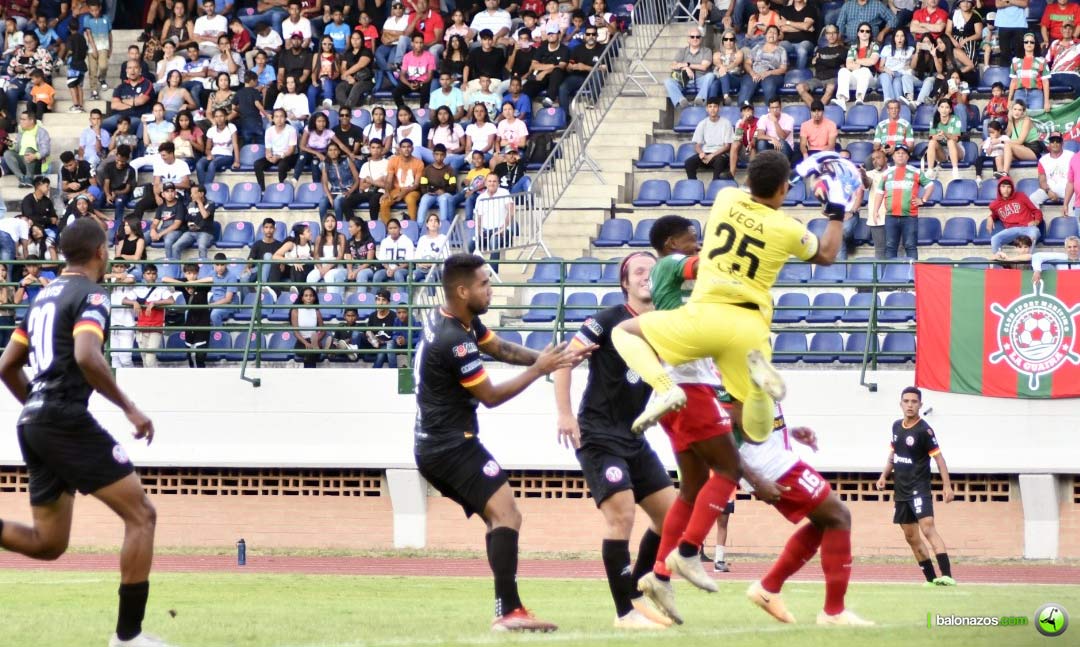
[890,417,941,501]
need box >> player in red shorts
[633,216,784,625]
[728,395,874,627]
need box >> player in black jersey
[414,253,592,633]
[553,252,676,631]
[0,219,168,647]
[875,386,956,586]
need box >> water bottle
[237,538,246,566]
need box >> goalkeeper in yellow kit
[612,151,852,443]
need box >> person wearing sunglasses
[708,30,745,104]
[832,22,880,111]
[561,27,604,109]
[1008,32,1051,112]
[664,28,714,109]
[836,0,895,45]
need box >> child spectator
[985,82,1009,124]
[252,22,283,66]
[244,217,285,288]
[978,120,1010,181]
[459,149,492,220]
[208,253,239,329]
[731,101,759,179]
[125,264,176,368]
[65,19,88,113]
[364,288,399,368]
[172,184,217,260]
[393,304,421,352]
[982,23,1000,68]
[26,70,54,121]
[235,72,267,145]
[291,285,326,368]
[13,256,50,304]
[230,17,253,57]
[324,7,350,53]
[375,218,414,282]
[82,0,112,98]
[105,260,138,368]
[331,307,362,362]
[32,15,60,60]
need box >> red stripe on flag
[914,264,952,392]
[1050,270,1080,398]
[981,269,1024,397]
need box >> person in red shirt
[910,0,948,40]
[355,13,379,52]
[987,175,1044,253]
[1041,0,1080,51]
[406,0,445,57]
[729,101,758,178]
[229,17,253,57]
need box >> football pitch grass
[2,571,1076,647]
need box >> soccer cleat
[714,560,730,573]
[631,596,673,627]
[933,575,957,586]
[746,580,795,623]
[923,581,939,588]
[613,608,668,630]
[817,610,875,626]
[747,349,787,402]
[637,573,683,625]
[631,386,687,434]
[491,607,558,633]
[108,633,177,646]
[666,549,719,593]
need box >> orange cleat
[491,607,559,633]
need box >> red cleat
[491,607,559,633]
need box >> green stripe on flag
[949,268,985,394]
[1017,270,1056,398]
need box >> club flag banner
[1030,96,1080,141]
[914,265,1080,398]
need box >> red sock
[761,523,823,594]
[820,528,852,615]
[680,474,737,548]
[653,496,692,576]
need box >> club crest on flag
[988,282,1080,391]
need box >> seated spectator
[728,100,757,179]
[836,0,895,44]
[458,150,492,220]
[708,30,745,106]
[103,60,153,132]
[124,264,175,368]
[430,72,467,122]
[362,106,397,156]
[869,144,934,260]
[336,31,374,109]
[79,109,110,169]
[331,308,363,362]
[878,29,916,105]
[251,24,284,66]
[444,9,472,48]
[392,107,424,154]
[1002,100,1046,175]
[155,40,187,91]
[273,75,311,131]
[4,111,50,188]
[4,32,52,120]
[987,176,1043,253]
[737,25,787,107]
[685,96,734,181]
[463,30,507,95]
[291,285,327,368]
[346,138,390,222]
[494,102,528,158]
[375,218,414,284]
[242,217,284,288]
[132,142,193,221]
[363,288,400,368]
[255,108,300,190]
[0,212,31,264]
[174,263,212,368]
[833,23,879,111]
[1032,236,1080,284]
[472,0,515,49]
[506,29,536,89]
[272,222,315,285]
[381,138,425,222]
[172,112,203,168]
[442,33,470,86]
[474,173,514,271]
[1008,34,1051,112]
[375,2,410,91]
[307,212,348,294]
[194,0,229,57]
[754,97,794,160]
[61,194,110,231]
[778,0,815,70]
[295,112,339,182]
[158,70,200,121]
[59,150,101,205]
[993,235,1035,268]
[698,0,734,32]
[129,102,177,171]
[428,106,467,171]
[394,305,421,351]
[147,182,186,260]
[250,49,278,102]
[280,0,314,50]
[745,0,781,48]
[467,76,502,120]
[100,145,136,228]
[205,71,239,126]
[564,11,588,50]
[418,144,458,223]
[976,120,1010,182]
[171,184,217,260]
[925,98,965,180]
[910,0,948,41]
[493,145,528,193]
[230,17,254,58]
[942,70,972,108]
[115,215,147,263]
[562,27,601,107]
[26,70,54,121]
[393,33,436,108]
[664,26,713,108]
[104,260,137,368]
[873,99,915,158]
[321,142,359,221]
[195,109,241,186]
[799,100,838,159]
[333,107,364,160]
[414,212,449,281]
[465,103,498,159]
[20,176,57,232]
[1048,21,1080,96]
[344,216,378,286]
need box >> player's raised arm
[0,327,31,404]
[466,342,580,408]
[478,332,540,366]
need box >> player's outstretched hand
[557,412,581,449]
[752,479,789,504]
[789,426,818,452]
[533,342,578,375]
[127,406,155,446]
[875,476,886,491]
[567,342,598,368]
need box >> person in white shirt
[196,108,241,186]
[155,40,187,90]
[272,75,311,130]
[345,138,390,221]
[131,142,193,220]
[104,260,138,368]
[0,212,31,263]
[279,1,313,49]
[1032,236,1080,284]
[255,108,300,189]
[469,0,514,48]
[413,212,449,281]
[251,21,284,68]
[474,172,514,270]
[193,0,229,57]
[1029,134,1075,209]
[375,217,415,282]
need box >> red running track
[0,554,1076,585]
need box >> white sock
[715,546,725,562]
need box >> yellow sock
[741,387,775,443]
[611,327,676,393]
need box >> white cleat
[746,580,796,623]
[665,550,719,593]
[631,386,687,434]
[631,596,673,627]
[109,633,177,647]
[747,349,787,401]
[817,610,876,626]
[636,572,683,625]
[613,608,668,630]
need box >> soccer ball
[1015,314,1057,350]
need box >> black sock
[116,581,150,641]
[677,540,698,559]
[631,529,661,586]
[601,539,635,617]
[936,553,952,578]
[487,527,522,618]
[918,559,937,582]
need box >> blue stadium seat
[398,218,421,244]
[974,179,1000,206]
[531,107,567,133]
[1066,140,1080,154]
[346,292,376,317]
[674,107,707,133]
[206,331,233,362]
[720,106,740,124]
[807,218,828,238]
[156,263,181,280]
[668,179,705,206]
[636,143,675,169]
[782,104,810,125]
[600,261,620,284]
[854,218,872,244]
[880,262,914,284]
[941,180,977,206]
[412,107,433,129]
[320,292,344,320]
[205,182,229,205]
[1016,177,1041,199]
[237,144,264,170]
[773,292,809,324]
[806,292,845,323]
[880,332,916,363]
[824,105,845,128]
[257,183,294,209]
[158,333,188,363]
[841,104,878,133]
[917,217,942,245]
[595,218,632,247]
[525,331,553,351]
[233,291,274,322]
[783,181,805,207]
[225,182,261,210]
[846,261,875,283]
[225,332,264,362]
[523,292,559,322]
[804,332,842,364]
[674,142,697,167]
[878,104,912,124]
[293,182,325,209]
[802,185,820,207]
[810,264,846,283]
[840,332,878,363]
[958,141,978,167]
[263,331,298,362]
[847,140,874,166]
[529,257,564,283]
[298,219,322,240]
[568,257,602,283]
[350,108,372,129]
[564,292,598,322]
[880,291,916,323]
[1045,216,1080,245]
[773,332,807,363]
[846,292,879,323]
[977,66,1009,93]
[777,263,811,283]
[924,180,944,206]
[600,291,625,307]
[633,180,670,207]
[780,69,812,95]
[217,221,254,249]
[274,221,288,242]
[911,103,935,132]
[267,292,297,322]
[939,217,976,245]
[706,179,738,204]
[368,220,387,243]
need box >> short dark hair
[214,252,228,261]
[649,215,694,254]
[442,253,487,292]
[116,144,132,158]
[1014,235,1034,247]
[746,150,790,200]
[987,119,1003,132]
[244,71,258,84]
[60,151,76,163]
[479,28,494,39]
[32,175,49,187]
[143,264,158,274]
[261,217,276,227]
[158,141,175,155]
[433,143,447,153]
[375,288,392,300]
[810,100,825,111]
[182,263,199,274]
[58,218,106,264]
[90,108,102,117]
[706,96,721,107]
[399,138,414,147]
[901,386,922,400]
[387,217,401,229]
